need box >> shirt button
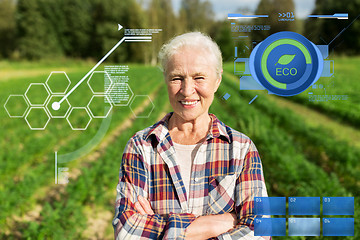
[194,177,199,182]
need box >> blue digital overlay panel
[288,197,320,215]
[222,93,231,100]
[254,218,286,236]
[323,218,354,236]
[240,76,265,90]
[249,31,324,97]
[254,197,286,215]
[323,197,354,215]
[288,218,320,236]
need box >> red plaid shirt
[113,113,269,239]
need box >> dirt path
[223,71,360,149]
[82,104,171,240]
[4,87,162,238]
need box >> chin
[175,110,204,122]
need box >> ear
[214,69,223,92]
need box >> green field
[0,57,359,239]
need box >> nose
[180,78,195,97]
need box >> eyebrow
[168,71,207,78]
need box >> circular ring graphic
[249,31,324,96]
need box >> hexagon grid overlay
[25,83,50,106]
[46,71,71,95]
[87,95,113,118]
[66,107,92,130]
[129,95,155,118]
[46,95,72,118]
[108,83,134,106]
[25,107,51,130]
[87,71,113,95]
[4,95,29,118]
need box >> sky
[161,0,316,20]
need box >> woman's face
[165,46,222,123]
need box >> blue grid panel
[254,197,286,215]
[323,218,354,236]
[288,197,320,215]
[288,218,320,236]
[323,197,354,215]
[254,218,286,236]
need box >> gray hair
[158,32,223,77]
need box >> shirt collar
[145,112,231,144]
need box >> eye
[169,77,182,83]
[195,76,205,80]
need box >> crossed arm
[134,195,237,239]
[113,138,270,239]
[113,169,237,239]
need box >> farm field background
[0,56,359,239]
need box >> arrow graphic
[53,35,151,110]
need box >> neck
[168,112,212,144]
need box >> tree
[0,0,16,58]
[179,0,215,33]
[211,21,234,62]
[92,0,145,62]
[251,0,296,42]
[304,0,360,55]
[147,0,178,65]
[61,0,93,57]
[15,0,148,61]
[16,0,63,59]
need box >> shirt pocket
[207,174,236,215]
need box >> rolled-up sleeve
[113,137,196,240]
[216,141,271,240]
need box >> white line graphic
[56,36,152,109]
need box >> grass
[1,57,359,239]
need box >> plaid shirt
[113,113,269,240]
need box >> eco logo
[249,31,324,96]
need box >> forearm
[185,213,236,240]
[114,199,167,239]
[216,223,271,240]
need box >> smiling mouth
[179,100,199,106]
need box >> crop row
[211,75,357,239]
[278,56,359,127]
[224,56,360,128]
[12,85,170,239]
[0,66,163,180]
[222,73,360,197]
[0,66,164,230]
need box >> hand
[185,212,237,239]
[209,212,237,235]
[134,195,154,215]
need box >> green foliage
[251,0,296,42]
[179,0,215,33]
[0,0,16,58]
[2,57,360,238]
[213,73,359,240]
[146,0,178,65]
[14,0,147,61]
[0,64,164,237]
[304,0,360,55]
[212,21,234,61]
[60,0,93,58]
[16,0,63,59]
[92,0,145,62]
[288,57,360,128]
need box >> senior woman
[113,32,269,240]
